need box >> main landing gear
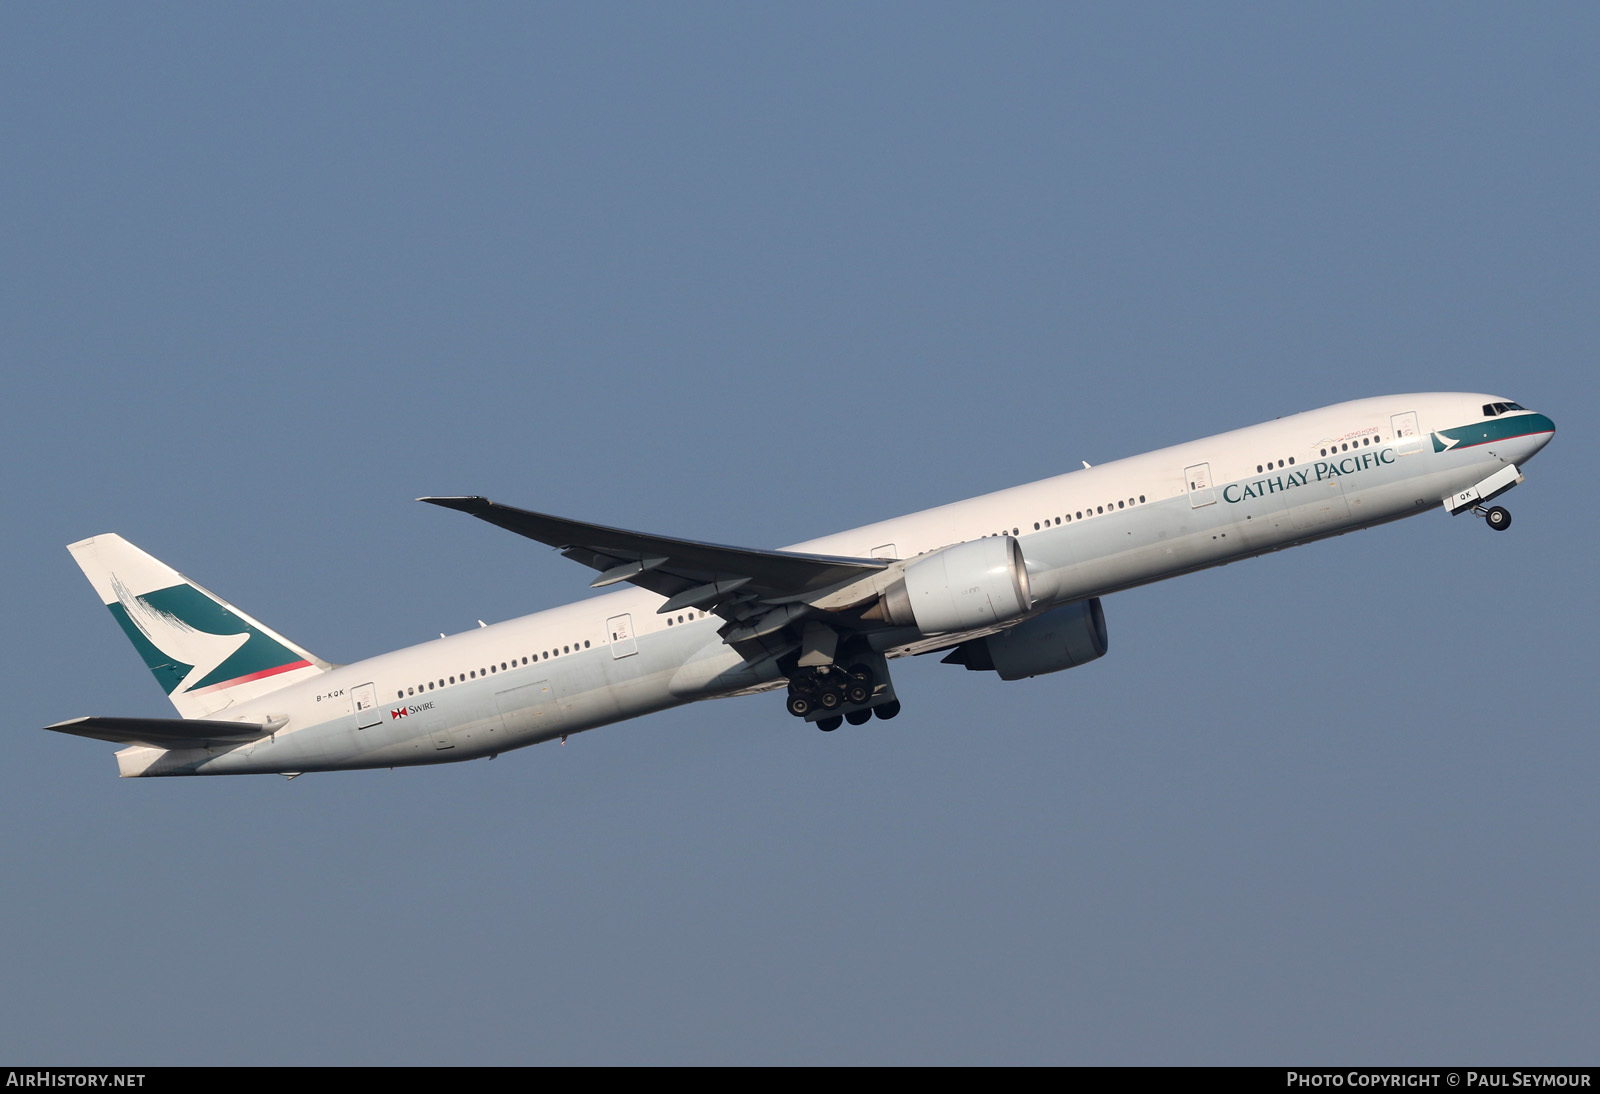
[812,702,901,733]
[786,663,873,717]
[786,663,900,731]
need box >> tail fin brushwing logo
[106,574,309,696]
[110,575,249,696]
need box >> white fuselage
[115,393,1555,776]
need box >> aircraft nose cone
[1521,411,1556,460]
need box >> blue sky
[3,4,1596,1064]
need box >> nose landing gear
[1445,465,1524,528]
[1482,505,1511,531]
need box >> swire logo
[391,707,408,719]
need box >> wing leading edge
[418,496,886,618]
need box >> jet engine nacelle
[871,536,1032,635]
[941,598,1108,680]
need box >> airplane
[45,393,1555,777]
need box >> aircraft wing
[45,715,274,750]
[419,496,887,620]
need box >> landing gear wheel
[786,694,812,718]
[844,663,875,705]
[873,700,901,721]
[845,709,873,726]
[1485,505,1511,531]
[817,715,843,732]
[818,688,842,711]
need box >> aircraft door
[1392,411,1424,455]
[608,614,638,658]
[1185,463,1216,507]
[352,682,382,729]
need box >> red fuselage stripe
[188,660,313,694]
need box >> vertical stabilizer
[68,534,329,719]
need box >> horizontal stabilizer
[45,715,274,750]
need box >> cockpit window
[1483,401,1528,417]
